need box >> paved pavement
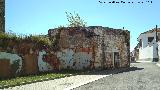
[73,62,160,90]
[3,75,108,90]
[2,62,160,90]
[2,67,128,90]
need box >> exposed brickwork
[48,26,130,69]
[0,26,130,77]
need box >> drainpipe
[156,25,158,42]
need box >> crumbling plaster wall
[49,26,130,70]
[0,52,22,74]
[56,28,96,70]
[92,27,130,68]
[0,26,130,78]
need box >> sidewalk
[2,68,128,90]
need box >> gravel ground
[73,62,160,90]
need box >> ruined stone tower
[0,0,4,32]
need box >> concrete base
[138,58,159,62]
[156,63,160,67]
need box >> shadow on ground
[80,66,144,75]
[48,66,144,75]
[114,67,144,74]
[130,61,141,63]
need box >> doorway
[114,52,120,68]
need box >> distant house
[130,50,135,62]
[137,27,160,62]
[48,26,130,70]
[131,45,139,62]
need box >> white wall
[57,49,91,70]
[38,50,53,72]
[158,42,160,60]
[139,46,153,59]
[138,32,158,60]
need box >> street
[73,62,160,90]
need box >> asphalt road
[73,62,160,90]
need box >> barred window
[139,39,142,47]
[148,37,154,42]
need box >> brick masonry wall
[0,26,130,78]
[48,26,130,69]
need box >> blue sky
[5,0,160,51]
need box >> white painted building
[137,28,160,62]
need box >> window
[148,37,154,42]
[139,39,142,47]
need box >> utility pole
[156,25,159,62]
[156,25,158,42]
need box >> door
[105,52,113,69]
[114,52,120,68]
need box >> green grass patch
[0,69,91,89]
[0,73,66,89]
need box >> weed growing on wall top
[27,35,52,47]
[65,11,87,27]
[0,32,52,51]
